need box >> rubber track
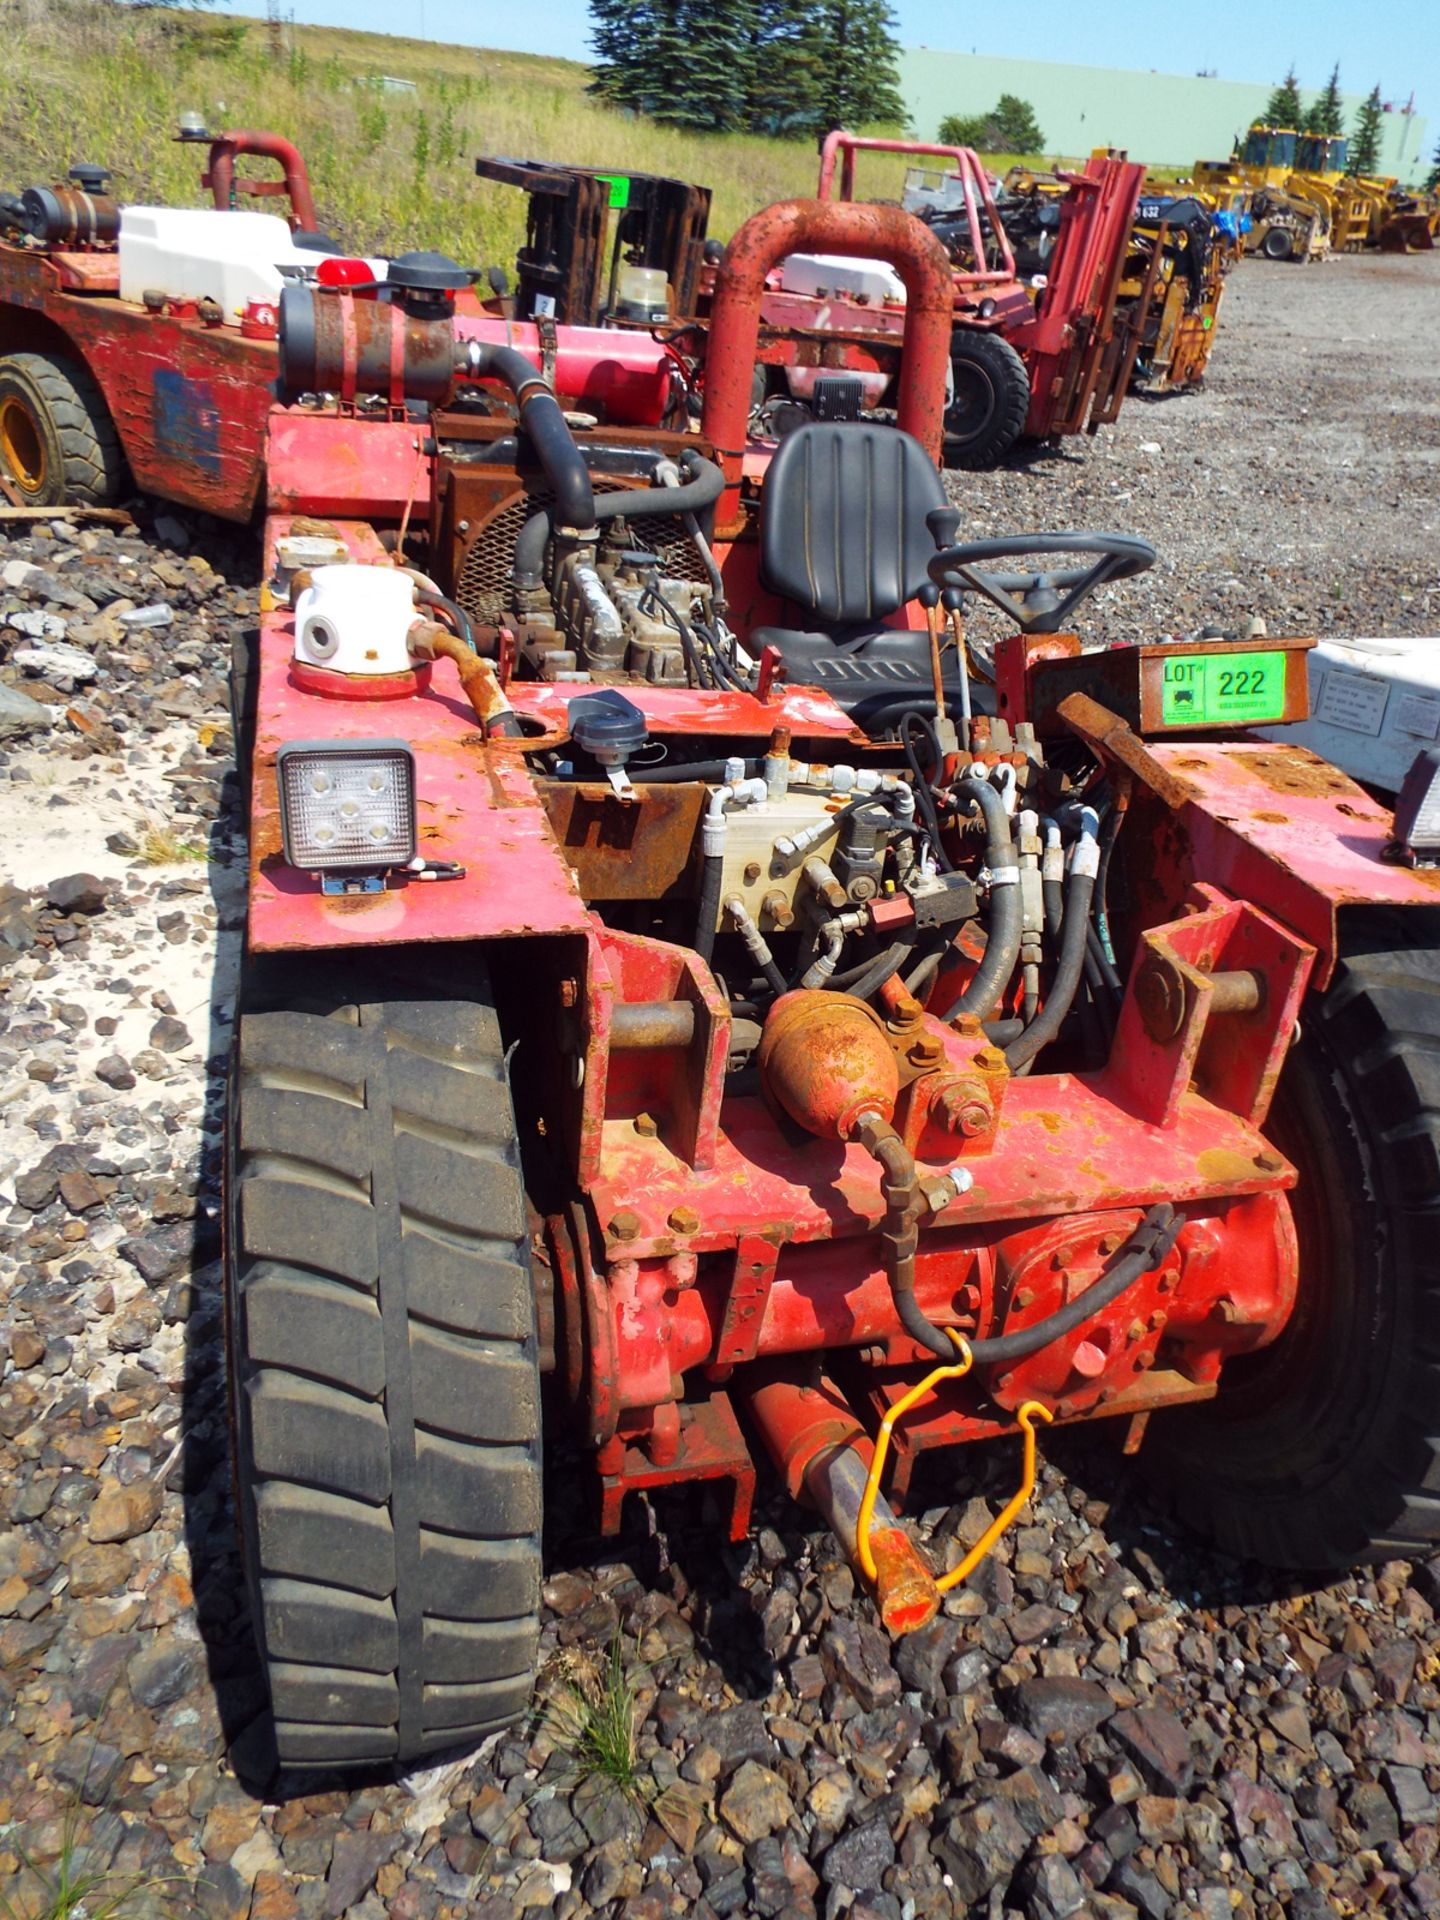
[229,986,541,1767]
[0,352,123,506]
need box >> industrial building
[897,50,1429,180]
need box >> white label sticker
[1394,694,1440,741]
[1315,670,1391,736]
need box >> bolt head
[559,977,579,1009]
[667,1205,700,1236]
[609,1210,641,1242]
[1126,1318,1147,1343]
[634,1112,658,1138]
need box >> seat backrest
[759,423,949,626]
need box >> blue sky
[213,1,1436,125]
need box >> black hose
[1004,855,1096,1071]
[982,1017,1024,1044]
[968,1205,1182,1364]
[511,448,724,590]
[609,758,757,784]
[937,783,1020,1022]
[1086,922,1123,998]
[841,939,916,1004]
[694,853,723,964]
[1042,874,1064,940]
[467,342,594,544]
[897,1289,955,1361]
[415,588,476,651]
[898,711,954,873]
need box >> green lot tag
[596,173,631,209]
[1160,649,1286,726]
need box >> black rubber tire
[0,350,124,506]
[225,974,543,1769]
[1145,924,1440,1569]
[942,330,1030,471]
[1261,226,1296,262]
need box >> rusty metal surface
[247,510,592,954]
[1111,885,1315,1129]
[0,246,273,520]
[267,411,432,519]
[203,130,318,229]
[756,990,901,1140]
[537,780,705,902]
[595,1391,755,1541]
[584,1067,1293,1265]
[1056,691,1195,809]
[868,1366,1217,1510]
[1148,740,1440,989]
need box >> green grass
[1,1,1077,269]
[0,1765,187,1920]
[540,1635,644,1797]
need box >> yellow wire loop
[854,1328,1054,1595]
[856,1331,972,1585]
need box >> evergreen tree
[741,0,824,136]
[589,0,750,129]
[1256,66,1302,128]
[588,0,906,139]
[1350,84,1383,175]
[1306,63,1344,136]
[798,0,908,136]
[1428,138,1440,193]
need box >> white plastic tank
[118,208,316,318]
[777,253,907,305]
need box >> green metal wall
[897,51,1430,181]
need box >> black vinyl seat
[751,422,962,723]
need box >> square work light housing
[276,739,417,872]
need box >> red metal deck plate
[247,518,591,952]
[585,1071,1292,1262]
[1151,740,1440,984]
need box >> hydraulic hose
[695,853,724,964]
[617,757,759,784]
[725,896,787,999]
[511,448,725,591]
[414,588,476,651]
[967,1205,1182,1365]
[855,1113,953,1362]
[465,342,594,544]
[938,780,1020,1022]
[1004,832,1098,1071]
[841,939,916,1004]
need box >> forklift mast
[474,156,712,326]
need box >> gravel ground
[2,250,1440,1920]
[945,245,1440,652]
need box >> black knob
[918,581,940,609]
[942,585,965,612]
[487,265,510,297]
[926,505,961,549]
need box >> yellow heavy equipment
[1193,128,1330,261]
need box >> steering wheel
[926,531,1157,634]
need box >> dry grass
[1,1,1092,270]
[0,1,868,262]
[134,815,207,865]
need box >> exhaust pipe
[743,1373,940,1635]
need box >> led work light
[1391,747,1440,868]
[276,740,416,886]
